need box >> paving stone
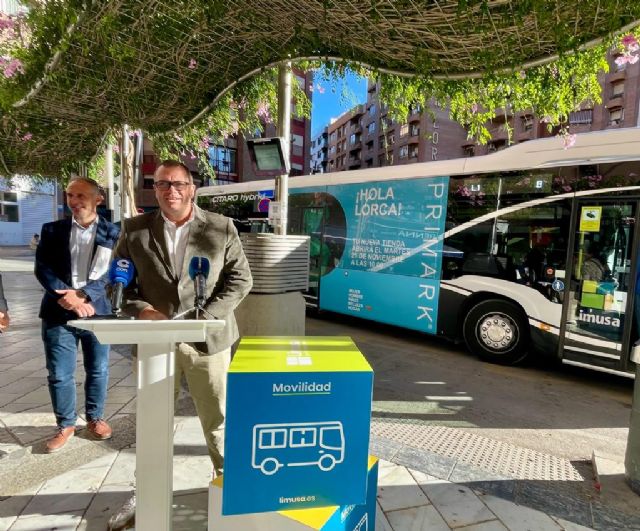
[385,504,450,531]
[457,520,509,531]
[550,516,595,531]
[377,463,430,512]
[393,444,457,481]
[419,480,496,529]
[0,377,44,396]
[375,501,394,531]
[0,482,41,530]
[0,393,22,408]
[0,371,34,389]
[480,494,563,531]
[9,509,83,530]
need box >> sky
[310,69,368,138]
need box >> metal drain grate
[371,419,585,482]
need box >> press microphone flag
[108,258,135,314]
[188,256,210,309]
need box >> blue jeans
[42,322,110,428]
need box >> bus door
[288,205,326,302]
[559,199,638,374]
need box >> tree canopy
[0,0,639,179]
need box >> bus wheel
[259,458,281,475]
[463,299,529,365]
[318,454,336,472]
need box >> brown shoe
[46,426,75,453]
[87,419,112,440]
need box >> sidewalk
[1,248,639,530]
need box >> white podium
[69,319,225,531]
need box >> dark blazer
[113,205,253,354]
[35,216,121,325]
[0,273,7,312]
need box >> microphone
[188,256,210,310]
[108,258,135,315]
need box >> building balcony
[606,95,624,109]
[608,70,626,83]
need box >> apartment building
[322,50,640,170]
[310,127,328,174]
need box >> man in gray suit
[108,160,252,530]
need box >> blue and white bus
[197,129,640,377]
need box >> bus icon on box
[252,421,345,475]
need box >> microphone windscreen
[108,258,135,287]
[188,256,210,280]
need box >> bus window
[259,428,287,449]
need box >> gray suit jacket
[113,205,252,353]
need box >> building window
[609,107,624,126]
[143,174,155,189]
[410,125,420,137]
[568,109,593,125]
[611,80,625,98]
[208,146,237,176]
[330,132,337,142]
[399,124,409,137]
[367,122,376,134]
[350,133,357,145]
[368,104,376,116]
[487,139,507,152]
[0,191,19,222]
[388,134,395,145]
[409,146,419,158]
[520,115,534,131]
[329,145,336,154]
[399,146,409,158]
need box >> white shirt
[162,208,195,278]
[69,217,99,289]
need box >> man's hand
[139,307,169,320]
[0,311,10,331]
[55,289,88,311]
[72,303,95,318]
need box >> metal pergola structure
[0,0,639,175]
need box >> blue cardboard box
[222,337,374,515]
[209,457,379,530]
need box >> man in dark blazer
[35,177,120,453]
[107,160,252,530]
[0,273,9,332]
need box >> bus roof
[197,128,640,197]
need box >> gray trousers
[174,343,230,476]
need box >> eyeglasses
[153,180,192,191]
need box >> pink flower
[188,58,197,70]
[315,83,325,94]
[621,34,639,49]
[257,102,271,123]
[1,57,24,78]
[562,185,572,192]
[113,145,120,153]
[561,133,577,150]
[470,103,478,114]
[518,70,526,79]
[199,137,209,150]
[0,14,15,35]
[21,132,32,141]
